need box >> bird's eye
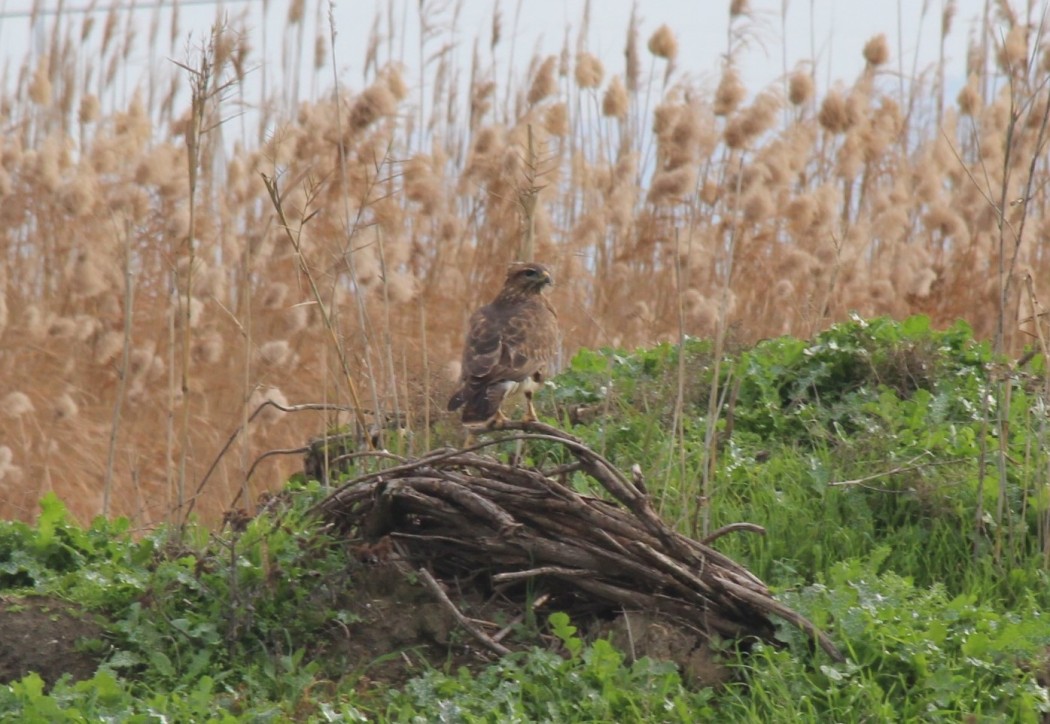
[523,268,538,277]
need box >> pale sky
[0,1,1034,119]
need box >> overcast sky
[0,1,1035,115]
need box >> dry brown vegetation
[0,1,1048,526]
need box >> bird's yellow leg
[490,408,509,429]
[523,393,538,423]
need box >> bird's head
[502,262,554,297]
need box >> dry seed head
[26,306,47,340]
[647,167,694,203]
[777,248,818,277]
[818,90,856,133]
[714,66,746,116]
[68,250,108,298]
[197,266,227,300]
[836,132,864,179]
[700,180,720,205]
[249,387,288,426]
[648,25,678,60]
[653,102,681,138]
[283,304,310,335]
[95,330,124,365]
[54,393,79,421]
[31,140,64,192]
[258,340,292,366]
[170,297,204,329]
[602,76,629,118]
[313,33,326,70]
[575,52,604,89]
[998,24,1028,71]
[957,76,978,114]
[192,331,224,365]
[73,315,101,343]
[58,172,98,216]
[404,155,443,211]
[128,347,163,381]
[439,216,462,243]
[381,64,409,101]
[788,69,814,106]
[528,56,558,105]
[873,207,911,241]
[29,61,52,105]
[908,266,938,298]
[349,84,397,131]
[729,0,750,17]
[742,186,775,222]
[813,238,839,267]
[288,0,305,24]
[79,94,100,124]
[386,272,418,303]
[2,392,34,418]
[724,91,780,149]
[773,279,795,300]
[48,317,78,339]
[471,79,496,123]
[682,289,705,317]
[446,359,462,384]
[115,94,151,147]
[625,10,640,91]
[544,102,569,136]
[863,34,890,66]
[923,204,966,239]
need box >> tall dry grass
[0,1,1048,526]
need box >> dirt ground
[318,560,732,689]
[0,563,730,692]
[0,596,106,688]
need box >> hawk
[448,262,558,428]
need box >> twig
[492,566,592,583]
[418,567,511,657]
[714,574,844,662]
[828,455,967,488]
[700,522,766,545]
[182,400,358,525]
[492,592,551,643]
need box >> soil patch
[0,596,105,688]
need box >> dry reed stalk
[103,219,134,516]
[261,175,369,436]
[2,1,1050,526]
[375,221,401,450]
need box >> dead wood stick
[700,522,766,545]
[713,574,844,662]
[395,478,521,531]
[629,540,718,597]
[492,593,551,643]
[418,567,511,657]
[492,566,592,583]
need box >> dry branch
[316,421,843,662]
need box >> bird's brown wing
[447,299,554,419]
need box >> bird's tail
[447,388,465,412]
[450,383,510,424]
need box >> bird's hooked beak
[541,269,554,287]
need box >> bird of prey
[448,262,558,428]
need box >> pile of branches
[314,421,842,662]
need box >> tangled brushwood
[315,422,842,666]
